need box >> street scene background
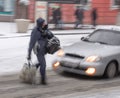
[1,0,120,98]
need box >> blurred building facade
[27,0,120,24]
[0,0,15,22]
[0,0,119,25]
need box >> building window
[114,0,120,6]
[111,0,120,9]
[0,0,15,15]
[80,0,88,5]
[76,0,91,10]
[74,0,89,5]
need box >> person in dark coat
[91,8,98,27]
[52,7,63,29]
[52,8,57,27]
[74,7,84,28]
[27,18,54,85]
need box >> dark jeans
[36,53,46,79]
[75,19,83,28]
[55,19,64,29]
[92,19,97,26]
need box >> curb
[0,32,91,39]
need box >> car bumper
[52,60,105,76]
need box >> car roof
[95,26,120,32]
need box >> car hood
[63,41,117,57]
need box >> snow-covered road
[1,23,120,97]
[0,34,88,75]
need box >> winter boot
[41,77,47,85]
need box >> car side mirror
[81,37,85,40]
[81,36,89,41]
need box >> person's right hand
[27,55,31,60]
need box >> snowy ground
[0,22,119,75]
[0,22,116,37]
[54,86,120,98]
[1,22,120,98]
[0,22,94,75]
[0,34,90,75]
[0,22,92,36]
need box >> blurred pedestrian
[91,8,98,27]
[52,7,63,29]
[74,7,84,29]
[27,18,54,85]
[52,8,57,28]
[57,7,64,29]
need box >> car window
[88,29,120,45]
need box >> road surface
[1,32,120,98]
[0,34,88,75]
[0,70,120,98]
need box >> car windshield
[86,29,120,45]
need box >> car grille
[61,63,86,71]
[61,60,79,67]
[60,60,86,71]
[65,53,85,59]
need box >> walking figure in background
[53,7,63,29]
[91,8,98,27]
[74,7,84,29]
[52,8,58,28]
[57,7,64,29]
[27,18,54,85]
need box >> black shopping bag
[46,36,61,54]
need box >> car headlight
[85,67,96,75]
[86,56,101,62]
[53,61,60,69]
[57,49,64,57]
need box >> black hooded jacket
[28,18,53,57]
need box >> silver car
[52,28,120,78]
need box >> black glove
[27,55,31,60]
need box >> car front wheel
[105,62,117,78]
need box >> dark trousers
[55,19,63,29]
[75,19,83,28]
[92,19,97,26]
[36,54,46,79]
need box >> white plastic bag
[19,60,37,84]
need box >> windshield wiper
[83,39,89,41]
[83,39,97,43]
[96,41,108,45]
[82,37,89,42]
